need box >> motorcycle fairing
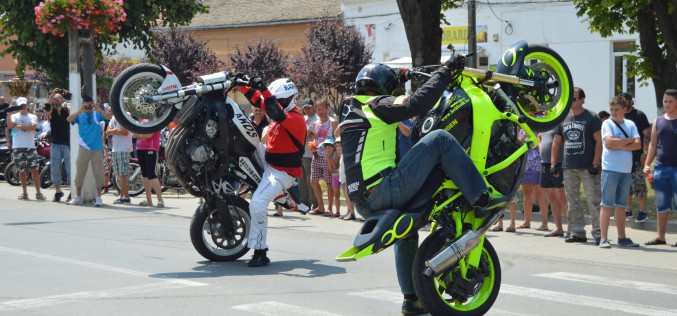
[157,65,182,94]
[496,40,529,76]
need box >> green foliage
[440,0,464,25]
[0,0,208,87]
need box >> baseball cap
[320,138,335,148]
[301,98,314,108]
[16,97,28,106]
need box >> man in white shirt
[7,97,45,200]
[106,115,134,204]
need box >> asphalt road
[1,182,677,316]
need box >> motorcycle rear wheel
[126,162,145,197]
[514,45,573,132]
[110,63,179,134]
[190,197,251,261]
[4,162,21,186]
[413,229,501,316]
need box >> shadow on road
[150,259,347,280]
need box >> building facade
[342,0,658,121]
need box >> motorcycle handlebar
[408,65,535,87]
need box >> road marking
[348,289,401,304]
[535,271,677,295]
[0,282,193,312]
[0,246,206,286]
[233,301,342,316]
[501,284,677,316]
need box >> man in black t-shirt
[551,87,603,245]
[45,92,72,202]
[620,93,651,222]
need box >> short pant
[112,151,130,176]
[310,155,332,183]
[540,163,564,188]
[12,148,40,172]
[331,172,341,188]
[653,164,677,213]
[600,170,631,208]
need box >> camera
[85,105,93,111]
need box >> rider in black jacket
[340,57,509,315]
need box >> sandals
[323,212,335,218]
[342,214,356,221]
[308,209,325,215]
[517,224,530,229]
[139,200,153,207]
[18,193,29,200]
[333,213,341,218]
[536,226,549,231]
[35,192,46,200]
[645,238,667,246]
[272,213,283,217]
[505,226,516,233]
[156,202,165,208]
[492,226,503,232]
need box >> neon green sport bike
[336,40,573,316]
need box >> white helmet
[267,78,298,112]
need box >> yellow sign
[442,25,488,45]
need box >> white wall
[341,0,658,121]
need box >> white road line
[348,289,402,304]
[0,246,207,286]
[232,301,343,316]
[535,271,677,295]
[501,284,677,316]
[0,282,191,312]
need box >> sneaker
[402,298,427,315]
[95,197,103,207]
[113,197,125,204]
[477,190,510,210]
[599,239,611,248]
[121,198,131,204]
[618,238,640,247]
[595,237,601,246]
[53,191,64,202]
[67,196,83,205]
[247,249,270,267]
[625,210,633,220]
[635,210,648,223]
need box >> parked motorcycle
[4,139,50,186]
[109,65,305,261]
[0,136,11,180]
[334,41,573,315]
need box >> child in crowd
[322,139,342,218]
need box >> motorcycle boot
[247,249,270,267]
[401,298,427,315]
[474,189,510,211]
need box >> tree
[0,0,208,86]
[291,19,372,112]
[396,0,462,68]
[96,56,136,103]
[574,0,677,109]
[150,29,225,85]
[229,38,289,82]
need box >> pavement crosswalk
[231,271,677,316]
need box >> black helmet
[355,63,399,96]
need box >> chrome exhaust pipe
[423,212,502,277]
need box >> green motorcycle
[337,40,573,316]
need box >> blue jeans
[50,143,71,186]
[355,129,487,295]
[654,164,677,213]
[600,170,631,208]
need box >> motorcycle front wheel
[413,229,501,316]
[514,45,574,132]
[110,63,179,134]
[190,197,251,261]
[39,163,52,189]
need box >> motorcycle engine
[186,138,213,163]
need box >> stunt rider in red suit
[237,77,307,267]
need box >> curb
[511,209,677,233]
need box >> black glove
[588,164,600,175]
[398,67,411,83]
[549,164,562,176]
[249,77,266,92]
[444,54,465,70]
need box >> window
[612,41,636,97]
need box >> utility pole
[468,0,477,67]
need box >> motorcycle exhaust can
[423,212,501,277]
